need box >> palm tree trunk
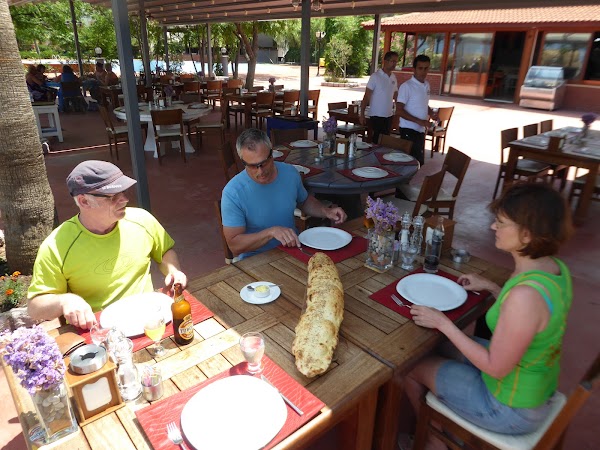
[0,0,55,274]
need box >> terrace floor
[0,63,598,449]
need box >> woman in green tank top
[402,183,573,447]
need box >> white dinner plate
[352,167,389,179]
[356,141,372,150]
[396,274,467,311]
[240,282,282,304]
[383,152,413,162]
[298,227,352,251]
[181,376,287,450]
[188,102,209,109]
[290,139,318,148]
[272,149,284,158]
[100,292,173,337]
[293,164,310,175]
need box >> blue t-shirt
[221,162,308,259]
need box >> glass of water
[239,332,265,375]
[400,242,419,270]
[90,323,111,348]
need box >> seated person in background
[105,63,119,86]
[404,183,573,448]
[55,65,82,111]
[95,61,107,86]
[36,64,48,83]
[26,65,53,101]
[27,160,187,330]
[221,128,347,260]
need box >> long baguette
[292,252,344,378]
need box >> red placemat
[369,268,488,322]
[293,164,324,179]
[337,167,399,182]
[76,290,214,352]
[279,235,367,264]
[273,148,291,161]
[374,151,419,166]
[135,356,324,450]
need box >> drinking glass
[239,332,265,375]
[144,306,166,357]
[90,323,111,348]
[400,242,419,270]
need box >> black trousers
[399,128,425,166]
[370,116,392,145]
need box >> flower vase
[269,84,275,92]
[582,123,589,138]
[31,381,78,444]
[325,132,336,155]
[365,229,395,272]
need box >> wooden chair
[540,119,553,133]
[136,85,153,103]
[327,101,367,138]
[568,168,600,210]
[99,105,127,160]
[270,128,308,146]
[150,109,187,164]
[492,128,552,199]
[227,78,244,89]
[381,166,446,217]
[201,80,222,109]
[250,91,275,129]
[523,123,539,137]
[272,84,285,91]
[307,89,320,119]
[379,134,413,154]
[273,90,300,116]
[413,352,600,450]
[214,200,237,264]
[61,81,86,113]
[217,142,240,182]
[193,98,227,150]
[426,106,454,157]
[248,86,265,92]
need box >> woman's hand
[411,305,452,332]
[457,273,500,295]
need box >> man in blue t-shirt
[221,128,347,260]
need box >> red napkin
[374,151,419,166]
[135,356,325,450]
[337,167,399,182]
[369,268,488,321]
[293,164,324,179]
[273,148,291,161]
[279,235,367,264]
[76,290,214,352]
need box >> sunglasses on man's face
[241,149,273,170]
[87,192,122,202]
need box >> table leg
[338,387,378,450]
[573,162,598,225]
[373,377,404,450]
[504,147,520,191]
[244,102,252,127]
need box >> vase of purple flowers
[1,326,77,443]
[269,77,276,92]
[322,116,338,154]
[581,112,596,138]
[364,196,400,272]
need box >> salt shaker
[400,212,412,245]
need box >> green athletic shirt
[28,207,175,312]
[482,258,572,408]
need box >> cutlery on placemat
[297,245,314,256]
[391,294,412,309]
[166,422,188,450]
[261,375,304,415]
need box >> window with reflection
[584,32,600,81]
[540,33,591,79]
[415,33,445,70]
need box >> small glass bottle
[411,215,425,255]
[400,212,412,246]
[424,216,445,273]
[114,338,142,401]
[348,134,356,159]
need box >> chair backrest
[60,81,82,97]
[227,78,244,89]
[378,134,413,154]
[248,86,264,92]
[218,141,239,182]
[255,91,275,107]
[540,119,553,133]
[273,84,284,90]
[179,74,195,82]
[99,105,115,132]
[442,147,471,198]
[500,127,519,164]
[282,90,300,104]
[221,87,238,97]
[328,101,347,111]
[437,106,454,129]
[534,352,600,450]
[206,80,222,91]
[413,166,446,216]
[151,109,184,137]
[214,200,236,264]
[136,84,151,102]
[183,81,201,93]
[159,75,171,84]
[270,128,308,146]
[308,89,320,109]
[523,123,539,137]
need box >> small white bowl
[252,284,271,298]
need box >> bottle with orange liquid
[171,283,194,345]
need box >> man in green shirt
[28,160,187,330]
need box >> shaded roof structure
[8,0,599,25]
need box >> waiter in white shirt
[359,51,399,145]
[397,54,436,166]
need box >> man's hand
[270,226,301,248]
[325,206,347,225]
[60,295,96,330]
[165,270,188,290]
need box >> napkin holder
[336,138,349,156]
[348,104,358,114]
[65,345,124,426]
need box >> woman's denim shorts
[434,338,553,434]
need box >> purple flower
[581,113,597,126]
[269,77,276,84]
[365,196,400,234]
[1,326,65,394]
[163,85,174,97]
[322,116,337,134]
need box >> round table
[113,103,211,158]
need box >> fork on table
[167,422,188,450]
[391,294,412,309]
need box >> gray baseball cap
[66,160,137,196]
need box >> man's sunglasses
[241,149,273,169]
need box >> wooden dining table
[507,127,600,225]
[328,108,403,143]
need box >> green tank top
[482,258,572,408]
